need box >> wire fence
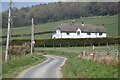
[79,49,119,66]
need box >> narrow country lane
[16,55,66,78]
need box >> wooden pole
[5,0,12,62]
[31,18,34,55]
[92,45,95,61]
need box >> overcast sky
[1,0,62,12]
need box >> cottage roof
[56,23,106,33]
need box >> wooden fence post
[53,44,54,48]
[106,43,108,46]
[84,44,85,47]
[68,44,69,47]
[92,50,96,61]
[99,43,100,47]
[60,44,61,47]
[81,51,83,59]
[76,44,77,47]
[2,53,5,61]
[91,43,92,46]
[44,44,45,48]
[106,49,110,56]
[105,49,111,65]
[83,50,86,57]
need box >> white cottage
[52,22,107,38]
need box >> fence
[79,49,119,66]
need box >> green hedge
[2,37,120,47]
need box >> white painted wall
[52,28,107,38]
[52,32,106,38]
[54,29,62,38]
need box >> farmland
[1,44,119,78]
[1,15,119,78]
[38,45,118,54]
[37,45,119,78]
[1,1,119,78]
[2,15,118,39]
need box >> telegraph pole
[31,18,34,55]
[5,0,12,62]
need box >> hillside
[2,2,118,28]
[2,15,118,39]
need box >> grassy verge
[2,53,47,78]
[41,49,118,78]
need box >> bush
[2,37,120,47]
[9,42,31,56]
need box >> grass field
[2,15,118,39]
[36,45,119,78]
[1,15,119,78]
[38,45,118,55]
[11,33,52,39]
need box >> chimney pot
[81,17,84,26]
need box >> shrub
[8,42,31,56]
[2,37,120,47]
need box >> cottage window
[67,32,69,35]
[77,31,80,35]
[87,33,91,35]
[95,33,97,36]
[99,33,102,35]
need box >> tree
[2,2,118,28]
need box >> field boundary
[2,37,119,47]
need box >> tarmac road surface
[17,55,66,78]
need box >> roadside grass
[62,56,118,78]
[2,15,118,38]
[36,45,118,78]
[2,53,47,78]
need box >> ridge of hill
[2,2,118,28]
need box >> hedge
[1,31,53,38]
[1,37,120,47]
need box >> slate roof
[56,23,106,33]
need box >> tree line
[2,2,118,28]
